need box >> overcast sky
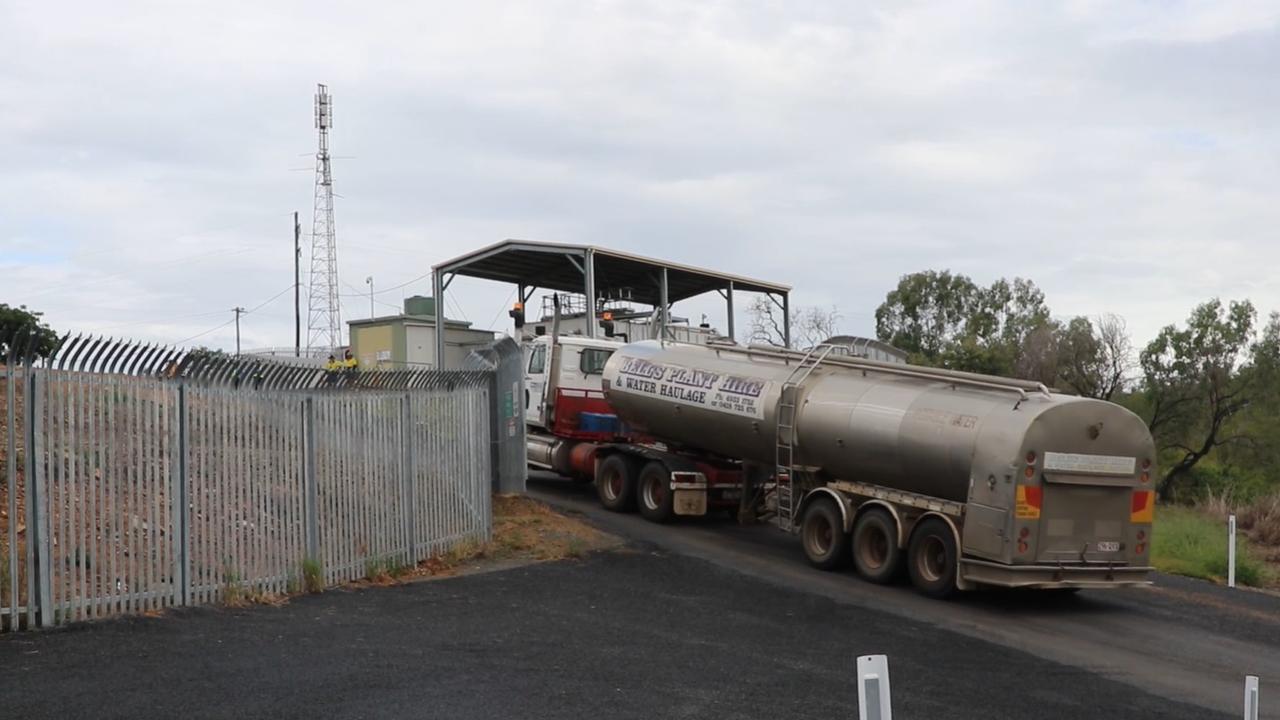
[2,1,1278,354]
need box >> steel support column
[659,268,669,341]
[782,292,791,349]
[726,280,735,342]
[433,271,447,369]
[584,249,597,338]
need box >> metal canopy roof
[433,239,789,306]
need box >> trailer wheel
[852,508,902,584]
[800,498,850,570]
[907,517,958,599]
[596,454,637,512]
[637,461,675,523]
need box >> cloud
[1,0,1278,354]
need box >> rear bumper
[960,558,1154,589]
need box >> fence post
[5,359,17,627]
[857,654,892,720]
[302,397,319,563]
[1244,675,1259,720]
[1228,514,1237,589]
[486,372,501,493]
[25,370,52,628]
[402,394,416,565]
[173,383,190,605]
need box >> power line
[486,287,518,332]
[90,308,229,333]
[245,284,297,314]
[336,269,433,298]
[174,317,237,346]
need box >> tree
[1055,314,1134,400]
[874,270,979,364]
[875,271,1053,378]
[0,304,59,360]
[747,297,841,350]
[1139,299,1257,500]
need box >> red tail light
[1130,490,1154,523]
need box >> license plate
[1096,541,1120,553]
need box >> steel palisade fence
[1,332,494,631]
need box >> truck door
[524,342,550,427]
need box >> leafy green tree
[875,270,979,365]
[875,271,1052,378]
[0,303,59,360]
[1139,299,1257,500]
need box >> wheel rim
[805,513,834,557]
[857,524,889,570]
[601,468,622,501]
[916,535,946,582]
[643,474,665,509]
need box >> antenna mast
[307,83,341,352]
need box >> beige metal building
[348,296,496,370]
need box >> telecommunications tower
[307,83,341,352]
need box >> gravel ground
[0,544,1222,719]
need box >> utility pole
[366,276,374,318]
[233,307,246,356]
[294,211,301,357]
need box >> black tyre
[800,498,850,570]
[852,508,903,584]
[907,517,959,599]
[637,461,675,523]
[596,454,638,512]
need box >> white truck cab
[522,334,622,431]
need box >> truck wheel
[907,517,959,599]
[637,461,675,523]
[596,454,637,512]
[852,508,902,584]
[800,498,850,570]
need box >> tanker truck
[527,333,1157,597]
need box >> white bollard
[857,654,892,720]
[1229,514,1237,589]
[1244,675,1259,720]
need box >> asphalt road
[529,474,1280,717]
[0,479,1270,719]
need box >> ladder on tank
[774,344,834,532]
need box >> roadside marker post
[857,654,892,720]
[1228,514,1237,589]
[1244,675,1259,720]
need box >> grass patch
[412,495,618,577]
[1153,506,1270,587]
[222,567,245,607]
[301,557,324,594]
[361,556,411,584]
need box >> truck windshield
[579,348,613,375]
